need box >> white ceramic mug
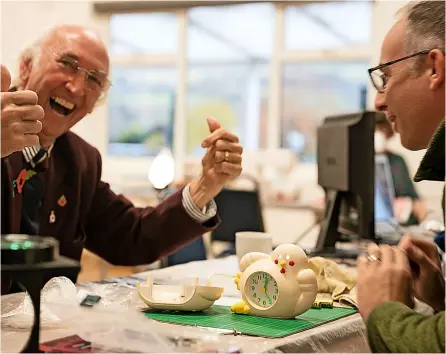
[235,232,273,263]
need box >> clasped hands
[189,117,243,209]
[357,236,445,321]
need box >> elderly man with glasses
[357,1,445,353]
[1,25,243,292]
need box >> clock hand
[263,277,271,301]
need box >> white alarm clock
[231,244,318,319]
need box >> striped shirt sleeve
[182,184,217,223]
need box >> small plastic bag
[46,294,247,353]
[1,276,139,329]
[2,276,270,353]
[1,276,77,329]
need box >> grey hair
[19,43,43,65]
[12,39,43,88]
[398,1,445,71]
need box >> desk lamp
[148,147,175,202]
[148,148,175,267]
[1,234,80,353]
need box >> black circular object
[1,234,59,265]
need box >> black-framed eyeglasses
[53,53,111,97]
[368,49,431,93]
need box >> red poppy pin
[12,169,37,197]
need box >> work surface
[1,256,370,353]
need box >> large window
[108,67,176,156]
[281,1,371,161]
[186,3,273,156]
[281,62,368,162]
[108,12,178,156]
[110,12,178,55]
[187,64,269,155]
[106,1,372,162]
[284,2,372,51]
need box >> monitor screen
[375,155,395,221]
[212,189,264,243]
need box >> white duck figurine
[231,244,318,318]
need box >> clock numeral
[273,295,277,300]
[274,281,277,286]
[263,300,266,305]
[269,299,272,304]
[251,286,255,291]
[253,293,257,298]
[275,289,278,294]
[258,298,261,302]
[253,279,258,284]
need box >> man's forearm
[188,176,213,209]
[367,302,445,353]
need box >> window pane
[285,2,372,51]
[110,13,178,55]
[281,62,369,162]
[187,64,269,155]
[188,3,274,62]
[108,67,176,156]
[187,3,274,155]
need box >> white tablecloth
[1,257,370,353]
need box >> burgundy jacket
[1,131,220,266]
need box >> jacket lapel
[4,152,24,233]
[39,140,71,238]
[414,121,445,182]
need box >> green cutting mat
[144,305,357,338]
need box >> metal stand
[306,189,364,259]
[2,257,80,353]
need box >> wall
[1,0,443,212]
[0,0,105,147]
[1,1,154,187]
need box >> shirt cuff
[182,184,217,223]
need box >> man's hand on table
[189,117,243,209]
[398,235,445,312]
[357,243,415,321]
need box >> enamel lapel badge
[57,195,67,207]
[49,210,56,223]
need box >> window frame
[90,1,372,185]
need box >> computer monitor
[307,111,376,258]
[375,154,396,222]
[336,152,402,240]
[212,188,264,243]
[374,154,406,239]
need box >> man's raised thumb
[1,64,11,93]
[207,116,221,133]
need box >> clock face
[245,271,279,309]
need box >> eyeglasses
[53,53,111,97]
[368,49,431,93]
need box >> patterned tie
[20,149,48,235]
